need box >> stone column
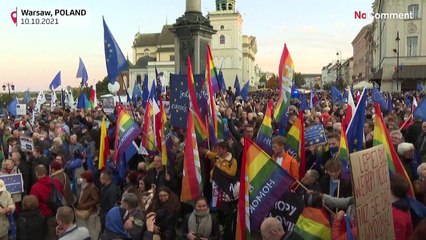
[186,0,201,14]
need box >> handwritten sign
[102,96,115,114]
[350,145,394,240]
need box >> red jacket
[392,200,413,240]
[30,176,64,217]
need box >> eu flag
[141,74,149,108]
[372,84,387,110]
[49,71,61,90]
[103,17,128,84]
[234,75,241,96]
[23,90,31,105]
[240,81,250,101]
[7,98,18,117]
[414,98,426,121]
[218,70,226,94]
[346,88,367,152]
[331,86,344,105]
[77,92,89,109]
[417,82,423,92]
[76,57,89,87]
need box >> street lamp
[2,82,15,96]
[336,50,342,89]
[393,31,400,91]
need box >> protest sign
[350,144,394,240]
[0,173,24,194]
[268,192,305,232]
[102,96,115,114]
[20,136,33,152]
[16,104,26,116]
[304,124,327,147]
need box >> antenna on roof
[166,16,168,25]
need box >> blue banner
[304,124,327,147]
[0,173,23,194]
[170,73,207,129]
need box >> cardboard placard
[350,145,394,240]
[16,104,27,116]
[20,136,33,152]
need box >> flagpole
[120,73,138,120]
[140,129,162,154]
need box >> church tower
[208,0,243,89]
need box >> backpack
[47,179,63,214]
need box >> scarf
[188,209,212,238]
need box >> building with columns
[128,0,257,92]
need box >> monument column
[170,0,216,74]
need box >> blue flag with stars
[240,81,250,101]
[142,74,149,108]
[103,17,128,84]
[234,75,241,96]
[305,124,327,147]
[49,71,61,90]
[7,97,18,117]
[169,73,207,129]
[346,88,367,152]
[76,57,89,87]
[0,174,23,194]
[417,82,423,92]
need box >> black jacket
[99,182,120,217]
[17,209,47,240]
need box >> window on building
[221,3,226,10]
[144,48,150,56]
[407,36,418,56]
[136,75,142,85]
[228,4,233,10]
[220,35,225,45]
[170,55,175,61]
[408,4,419,19]
[220,25,225,30]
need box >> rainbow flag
[142,100,156,153]
[373,103,414,197]
[205,48,219,144]
[294,207,331,240]
[187,57,208,141]
[89,85,97,109]
[98,117,109,170]
[255,99,273,156]
[274,44,294,128]
[207,45,220,93]
[114,107,142,164]
[159,100,170,166]
[284,111,306,178]
[236,137,295,239]
[339,119,351,180]
[181,110,203,202]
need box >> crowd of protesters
[0,87,425,240]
